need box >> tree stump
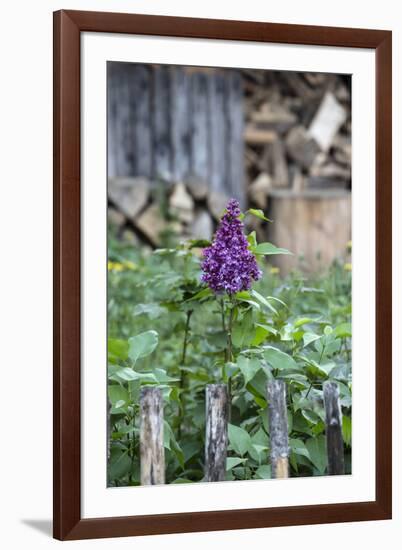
[267,189,351,275]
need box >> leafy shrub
[107,206,351,486]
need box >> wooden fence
[107,62,245,205]
[136,379,345,485]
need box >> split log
[249,172,272,208]
[186,175,209,201]
[191,209,213,240]
[244,125,277,145]
[323,381,345,475]
[169,182,194,224]
[140,387,165,485]
[135,203,168,246]
[308,91,347,152]
[267,380,289,479]
[285,126,320,169]
[205,384,228,482]
[250,103,296,134]
[270,139,289,188]
[107,206,126,228]
[108,177,149,220]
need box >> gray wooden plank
[225,70,245,206]
[208,71,226,194]
[107,63,134,177]
[170,66,190,182]
[107,62,118,178]
[152,65,172,180]
[131,64,152,178]
[190,71,210,184]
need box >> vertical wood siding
[107,63,245,205]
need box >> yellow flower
[108,259,137,272]
[346,240,352,251]
[108,261,124,272]
[270,267,280,275]
[343,263,352,272]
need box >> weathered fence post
[267,380,289,478]
[140,387,165,485]
[323,381,345,475]
[205,384,228,482]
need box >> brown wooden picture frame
[53,9,392,541]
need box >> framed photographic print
[53,10,392,540]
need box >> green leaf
[228,424,252,456]
[250,290,274,311]
[133,303,164,319]
[251,324,277,346]
[128,330,158,364]
[163,421,184,468]
[305,435,327,474]
[255,464,272,479]
[108,338,129,362]
[237,356,261,386]
[252,242,292,256]
[153,368,180,384]
[301,409,322,425]
[247,231,257,248]
[232,310,254,348]
[186,287,213,302]
[109,448,131,480]
[263,346,298,370]
[294,317,315,328]
[289,438,310,459]
[334,322,352,339]
[188,238,211,248]
[342,415,352,446]
[108,385,130,408]
[226,457,247,471]
[109,367,157,383]
[246,208,272,222]
[303,332,321,348]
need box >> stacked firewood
[243,70,351,210]
[108,176,224,246]
[108,69,351,247]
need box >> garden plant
[107,199,352,486]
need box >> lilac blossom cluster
[201,199,262,295]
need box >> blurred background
[107,62,351,274]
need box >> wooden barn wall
[107,63,245,206]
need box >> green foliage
[107,228,352,486]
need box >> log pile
[108,69,352,265]
[243,70,351,204]
[108,176,218,247]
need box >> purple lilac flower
[201,199,262,295]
